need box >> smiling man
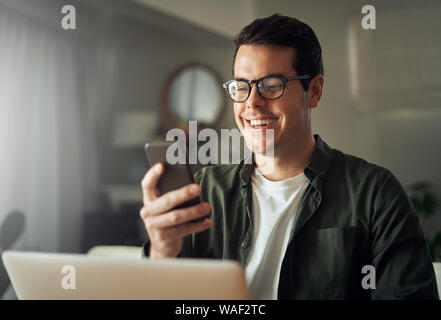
[140,14,439,299]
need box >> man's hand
[140,163,212,258]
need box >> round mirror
[162,63,226,130]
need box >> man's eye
[237,87,248,92]
[261,84,282,91]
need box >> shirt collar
[239,134,333,187]
[305,134,333,179]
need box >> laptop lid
[2,250,250,300]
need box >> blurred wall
[131,0,256,38]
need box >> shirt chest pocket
[305,226,360,298]
[315,226,358,243]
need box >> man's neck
[255,134,316,181]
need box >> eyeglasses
[222,75,311,103]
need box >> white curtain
[0,2,100,253]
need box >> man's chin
[245,139,275,156]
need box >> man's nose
[246,83,266,109]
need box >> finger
[141,162,163,203]
[139,205,150,220]
[145,202,211,228]
[145,183,201,216]
[148,218,212,243]
[163,218,213,240]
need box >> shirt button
[241,241,248,249]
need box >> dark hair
[233,14,323,91]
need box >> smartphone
[144,141,207,223]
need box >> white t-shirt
[245,168,310,299]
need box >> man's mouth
[245,118,279,129]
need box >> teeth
[249,119,277,126]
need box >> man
[140,14,439,299]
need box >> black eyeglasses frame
[222,74,311,102]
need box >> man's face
[233,44,312,156]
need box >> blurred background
[1,0,441,297]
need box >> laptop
[2,250,250,300]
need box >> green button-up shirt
[143,134,439,299]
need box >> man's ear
[307,75,324,108]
